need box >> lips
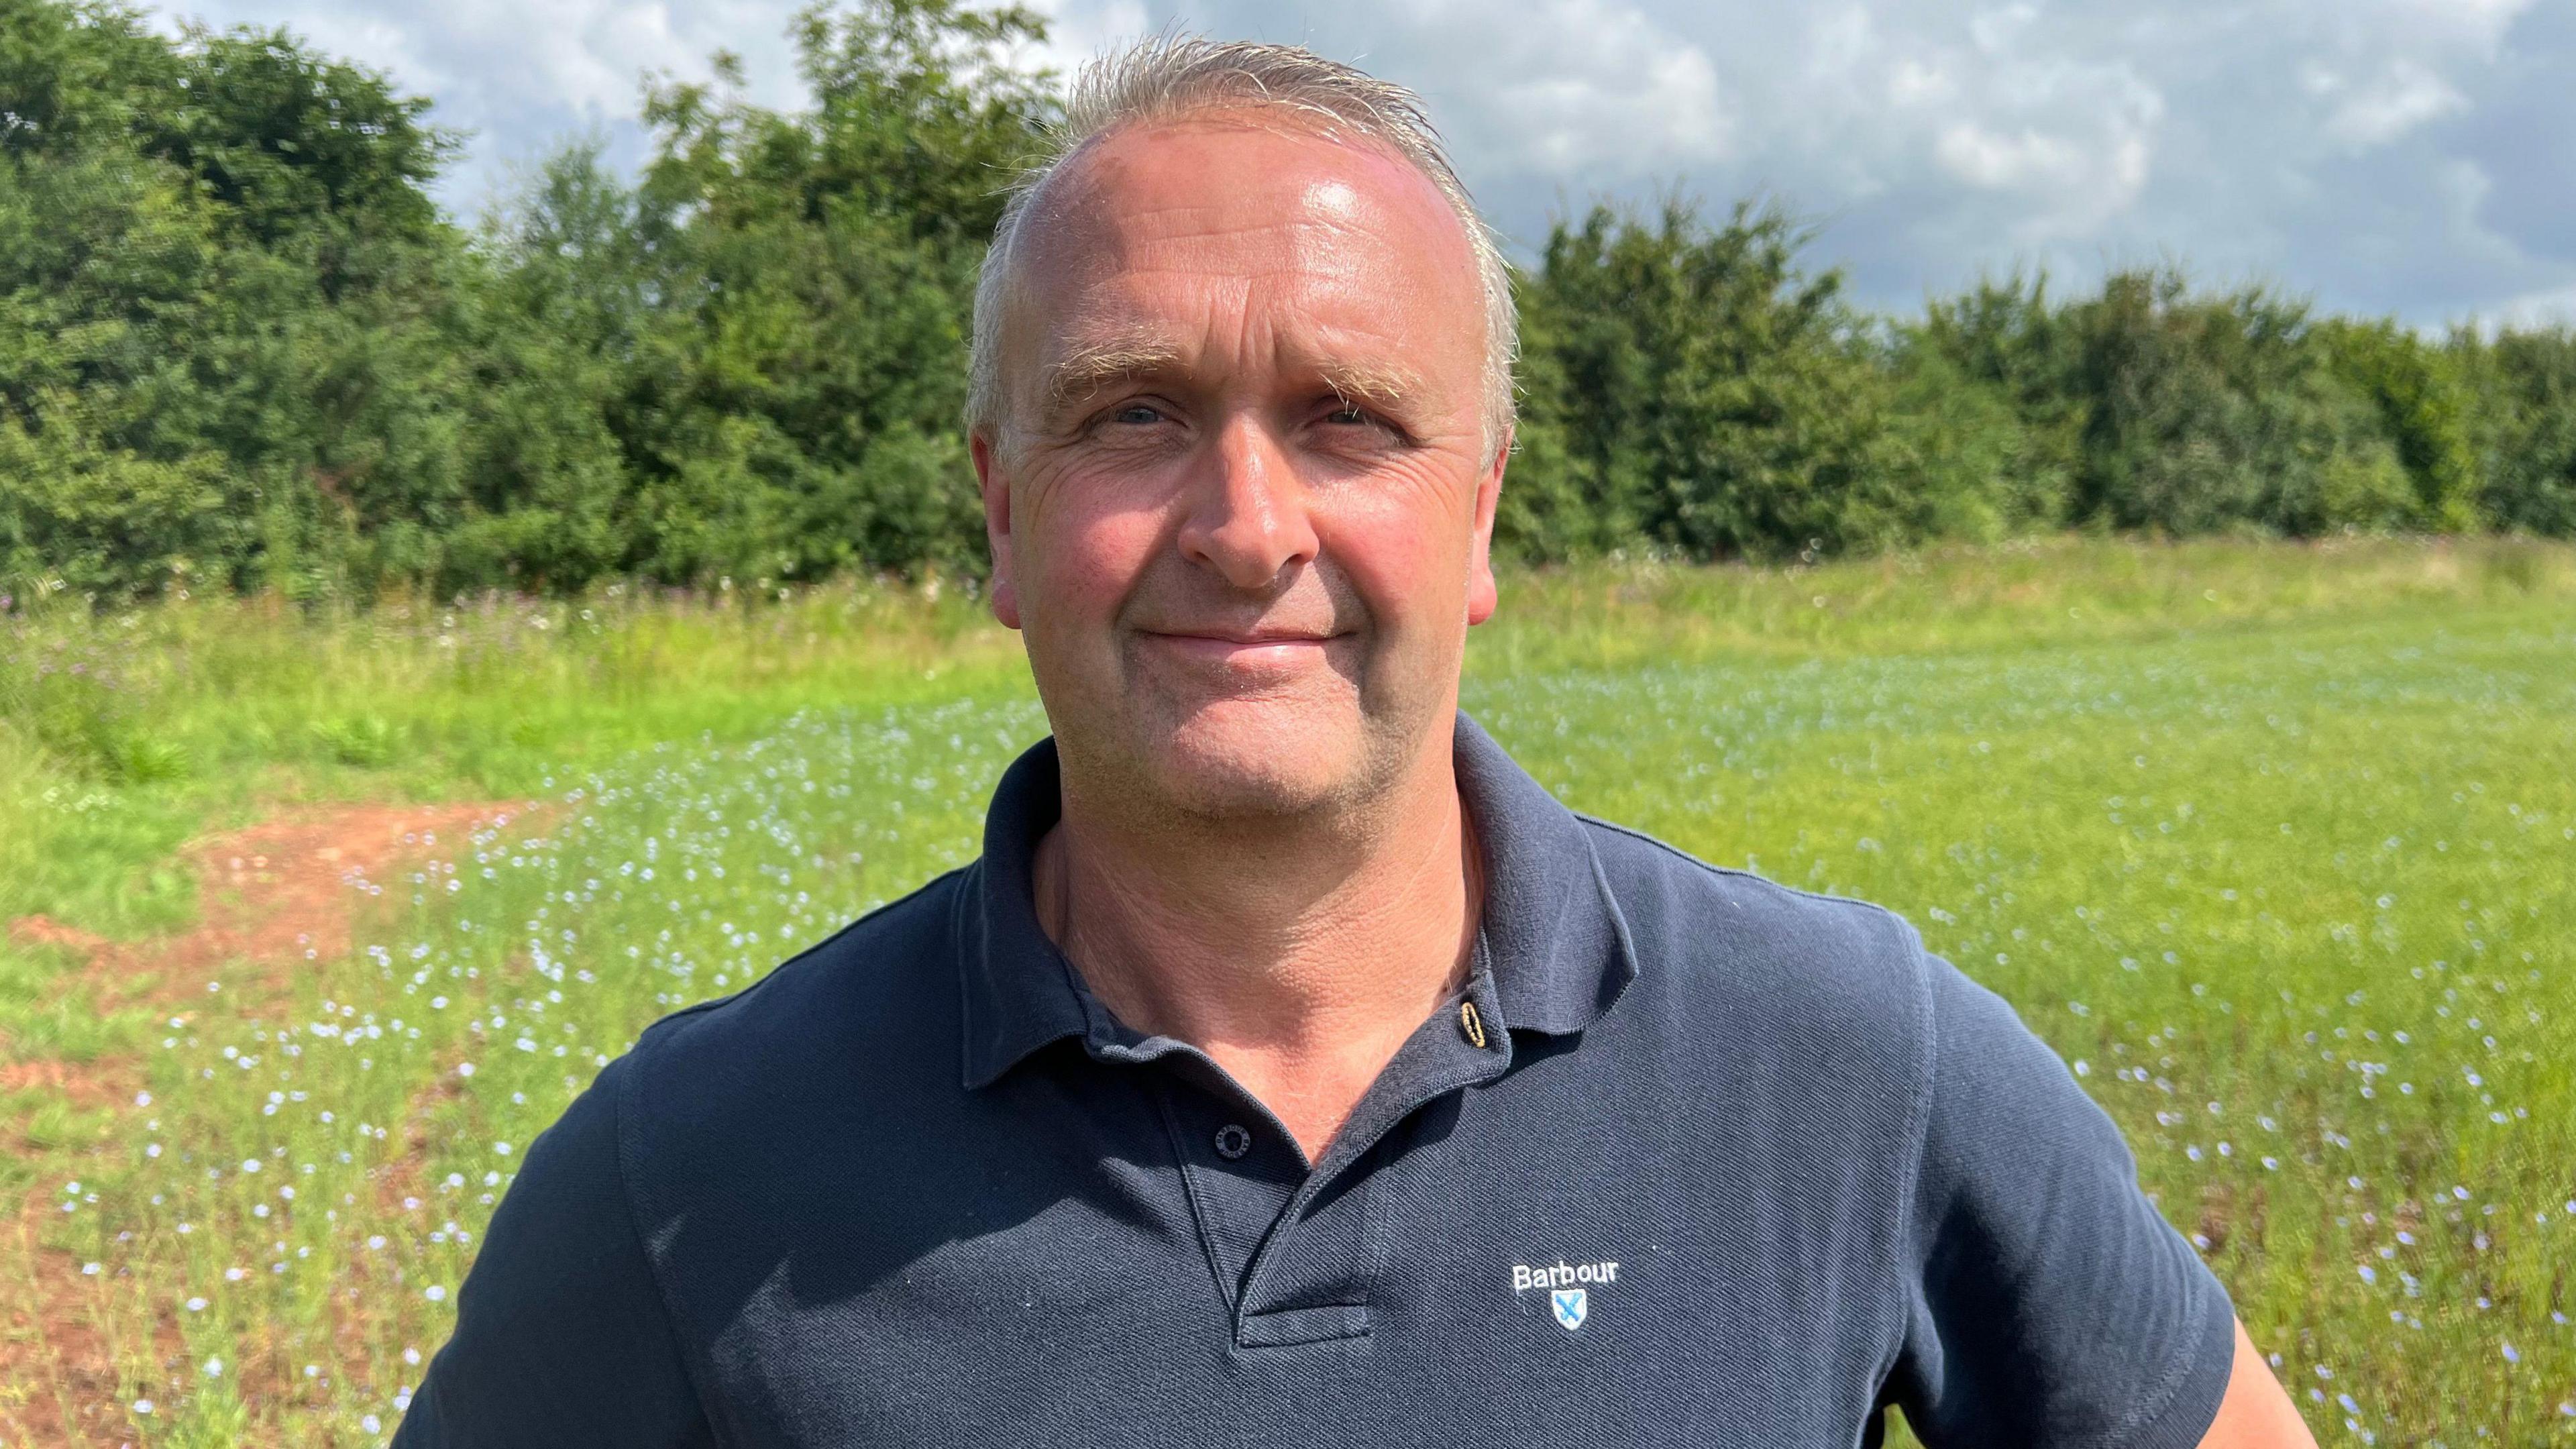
[1136,628,1344,666]
[1145,629,1338,647]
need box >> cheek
[1312,472,1476,626]
[1019,478,1169,637]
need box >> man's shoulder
[1576,814,1935,1061]
[617,865,973,1125]
[1580,814,1927,968]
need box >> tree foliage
[5,0,2576,602]
[1510,201,1911,563]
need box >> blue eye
[1111,404,1164,425]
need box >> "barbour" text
[1511,1259,1619,1292]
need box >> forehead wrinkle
[1004,122,1485,415]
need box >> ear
[971,432,1023,631]
[1464,425,1508,627]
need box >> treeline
[5,0,2575,604]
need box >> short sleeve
[1886,955,2237,1449]
[393,1057,715,1449]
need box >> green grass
[3,537,2573,1445]
[0,578,1022,939]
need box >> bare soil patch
[11,799,528,1014]
[1,798,530,1447]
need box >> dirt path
[0,798,531,1447]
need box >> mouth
[1136,628,1344,666]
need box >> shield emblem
[1550,1287,1588,1331]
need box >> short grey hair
[966,37,1517,462]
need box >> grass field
[3,537,2573,1446]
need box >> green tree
[2316,317,2481,531]
[1892,272,2086,540]
[616,0,1055,585]
[0,0,474,600]
[1511,200,1909,563]
[2465,328,2576,535]
[2061,270,2412,537]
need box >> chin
[1143,703,1375,820]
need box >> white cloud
[1439,0,1729,178]
[2316,60,2465,150]
[2374,0,2535,53]
[1784,4,2167,243]
[2495,280,2576,330]
[1018,0,1151,82]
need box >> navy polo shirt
[398,714,2237,1448]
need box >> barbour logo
[1550,1287,1588,1330]
[1511,1258,1617,1332]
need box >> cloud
[2307,58,2466,150]
[2496,280,2576,330]
[162,0,809,214]
[146,0,2576,325]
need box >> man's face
[974,115,1503,820]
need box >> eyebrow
[1316,360,1426,415]
[1042,333,1188,414]
[1034,331,1432,422]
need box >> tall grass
[0,578,1021,937]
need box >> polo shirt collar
[957,711,1638,1090]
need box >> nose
[1175,413,1319,589]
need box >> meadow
[2,536,2572,1446]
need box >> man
[398,39,2318,1448]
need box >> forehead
[1008,115,1485,384]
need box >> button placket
[1228,960,1514,1342]
[1150,1075,1301,1318]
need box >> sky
[155,0,2576,327]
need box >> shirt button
[1212,1124,1252,1161]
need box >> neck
[1032,729,1481,1163]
